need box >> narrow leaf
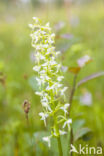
[77,71,104,87]
[72,119,85,134]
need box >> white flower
[53,128,57,137]
[46,47,55,55]
[35,91,42,96]
[60,103,70,114]
[63,119,72,129]
[41,96,48,103]
[55,51,61,57]
[36,77,45,86]
[39,112,48,126]
[43,136,51,147]
[33,66,40,72]
[50,60,57,66]
[46,83,62,91]
[51,33,55,38]
[32,17,39,23]
[30,17,72,140]
[56,64,61,73]
[34,45,41,50]
[28,24,33,28]
[42,44,49,48]
[53,129,67,136]
[55,82,62,88]
[39,70,46,74]
[57,76,64,82]
[43,25,51,31]
[41,97,51,111]
[46,85,53,91]
[60,87,68,95]
[61,66,68,72]
[40,55,45,60]
[34,37,38,44]
[42,102,52,111]
[35,52,45,61]
[48,38,54,44]
[45,22,50,27]
[42,62,49,67]
[41,31,46,35]
[40,75,51,81]
[59,130,67,135]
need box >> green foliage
[74,127,91,142]
[28,76,40,92]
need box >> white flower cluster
[29,17,72,147]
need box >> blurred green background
[0,0,104,155]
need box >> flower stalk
[68,74,77,156]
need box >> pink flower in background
[80,90,92,106]
[77,55,91,68]
[54,21,65,32]
[60,34,73,39]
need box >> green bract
[29,17,72,148]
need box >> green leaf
[72,119,85,134]
[33,131,52,155]
[33,131,69,156]
[33,131,50,142]
[28,76,40,91]
[74,127,91,142]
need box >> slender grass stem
[54,115,63,156]
[68,74,77,156]
[68,74,77,114]
[57,135,63,156]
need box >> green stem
[57,136,63,156]
[67,74,77,156]
[68,74,77,115]
[54,115,63,156]
[70,129,73,156]
[49,73,63,156]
